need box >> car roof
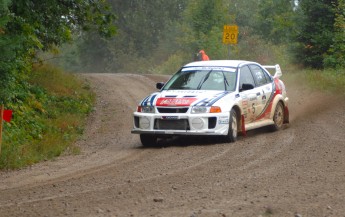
[183,60,258,68]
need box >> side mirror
[240,83,254,91]
[156,82,165,90]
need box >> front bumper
[131,112,230,136]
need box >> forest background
[0,0,344,169]
[54,0,345,72]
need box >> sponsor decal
[255,80,281,121]
[249,96,257,101]
[218,116,229,124]
[262,94,267,104]
[156,98,197,106]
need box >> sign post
[222,25,239,59]
[0,105,12,155]
[0,105,3,155]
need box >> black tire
[271,101,284,131]
[140,134,158,147]
[224,109,238,143]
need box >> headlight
[191,106,222,114]
[137,106,155,113]
[191,106,208,114]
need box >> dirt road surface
[1,73,345,217]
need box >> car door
[248,64,274,120]
[238,65,260,123]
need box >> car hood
[140,90,232,107]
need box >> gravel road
[0,73,344,217]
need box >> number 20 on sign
[223,25,238,44]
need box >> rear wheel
[271,102,284,131]
[224,109,238,143]
[140,134,158,147]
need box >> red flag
[3,110,12,122]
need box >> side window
[239,66,255,90]
[249,65,268,86]
[264,70,273,82]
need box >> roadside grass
[0,65,94,169]
[282,66,345,96]
[303,68,345,95]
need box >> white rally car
[132,60,289,146]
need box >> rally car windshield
[162,68,237,91]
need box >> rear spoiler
[263,64,282,79]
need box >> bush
[0,65,94,169]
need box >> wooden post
[0,105,3,155]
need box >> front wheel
[140,134,158,147]
[224,109,238,143]
[271,102,284,131]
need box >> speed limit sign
[223,25,238,44]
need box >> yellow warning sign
[223,25,238,44]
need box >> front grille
[154,119,190,130]
[157,107,189,113]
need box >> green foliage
[8,0,116,51]
[109,0,185,56]
[0,65,94,169]
[228,0,260,28]
[1,0,116,104]
[256,0,296,43]
[181,0,230,55]
[0,0,113,169]
[153,51,190,74]
[293,0,336,68]
[51,0,344,73]
[55,0,188,73]
[77,32,113,73]
[324,0,345,68]
[185,0,228,35]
